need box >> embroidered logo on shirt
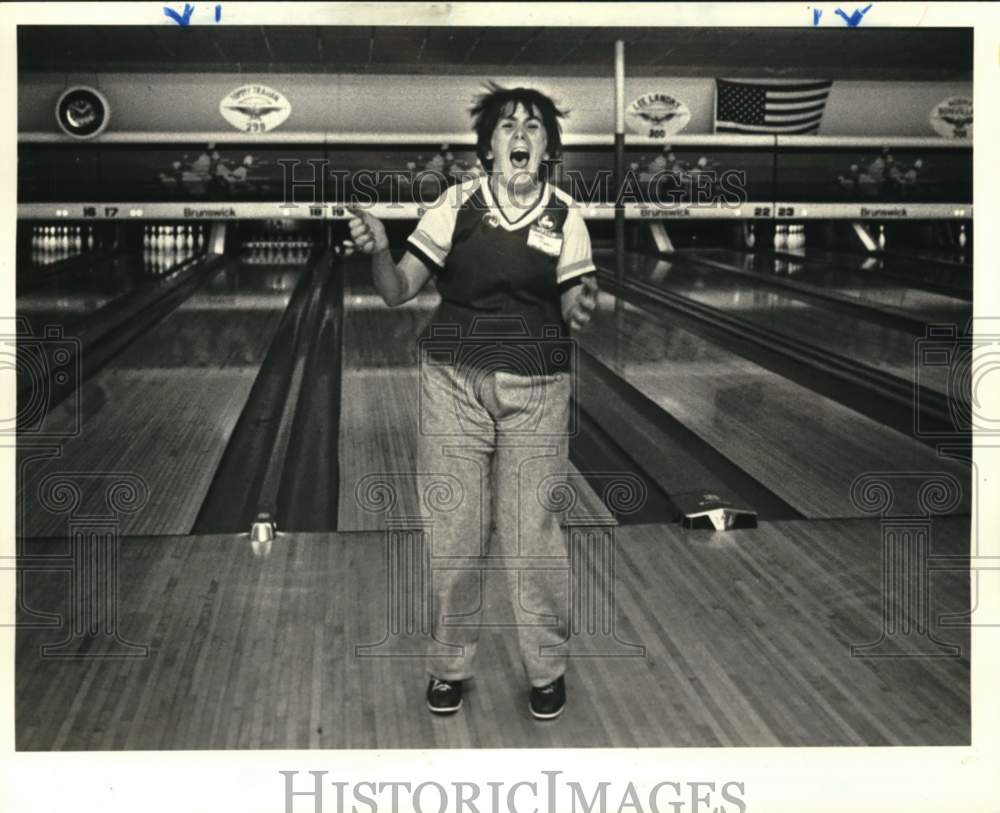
[483,213,500,228]
[538,214,556,231]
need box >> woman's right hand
[343,205,389,255]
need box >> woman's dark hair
[469,82,568,179]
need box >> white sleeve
[556,207,596,285]
[406,187,461,269]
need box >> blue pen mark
[812,8,823,25]
[834,3,873,27]
[163,3,195,26]
[215,4,222,22]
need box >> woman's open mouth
[510,148,530,169]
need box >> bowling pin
[86,226,95,250]
[746,223,755,249]
[774,224,786,250]
[164,225,175,250]
[958,223,967,249]
[877,224,886,250]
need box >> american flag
[714,79,833,134]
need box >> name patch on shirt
[527,224,563,257]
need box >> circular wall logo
[929,97,972,139]
[625,93,691,139]
[220,84,292,134]
[55,86,111,138]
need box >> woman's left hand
[562,275,599,331]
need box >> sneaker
[426,677,463,714]
[529,676,566,720]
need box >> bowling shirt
[406,176,596,375]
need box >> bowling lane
[337,254,612,531]
[336,256,436,530]
[17,247,200,334]
[595,248,950,396]
[18,229,106,285]
[888,250,969,269]
[676,246,971,326]
[579,290,969,519]
[18,259,308,538]
[18,250,100,288]
[770,245,971,297]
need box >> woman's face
[488,102,548,186]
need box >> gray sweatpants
[417,357,572,687]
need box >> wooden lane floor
[15,516,969,749]
[580,291,970,519]
[765,245,972,298]
[337,256,611,531]
[337,257,436,530]
[593,249,952,396]
[665,247,972,326]
[17,261,306,538]
[879,247,971,271]
[16,248,195,335]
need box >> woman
[345,83,598,720]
